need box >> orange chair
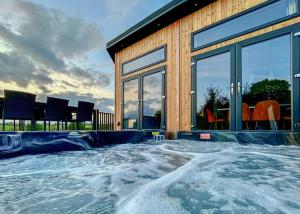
[207,109,224,130]
[242,103,251,122]
[242,103,251,129]
[227,103,251,120]
[252,100,280,130]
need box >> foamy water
[0,141,299,213]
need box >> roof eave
[106,0,215,61]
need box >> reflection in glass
[242,34,291,130]
[193,0,297,49]
[196,52,230,130]
[123,79,139,129]
[143,72,162,129]
[123,47,165,74]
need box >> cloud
[97,97,114,113]
[65,67,111,88]
[0,24,65,70]
[104,0,141,19]
[0,0,103,62]
[0,0,114,112]
[0,51,37,87]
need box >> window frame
[236,23,300,132]
[141,67,167,130]
[191,45,236,131]
[122,45,167,76]
[191,0,300,52]
[121,76,140,130]
[191,22,300,132]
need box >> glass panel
[143,72,162,129]
[193,0,297,49]
[123,79,139,129]
[123,47,165,74]
[196,52,231,130]
[242,34,291,130]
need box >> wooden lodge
[107,0,300,140]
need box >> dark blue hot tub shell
[0,131,151,159]
[0,130,299,159]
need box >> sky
[0,0,171,113]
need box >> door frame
[191,23,300,132]
[121,66,167,130]
[121,76,140,130]
[191,45,236,131]
[140,66,167,130]
[236,23,300,132]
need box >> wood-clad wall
[114,0,300,131]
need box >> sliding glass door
[142,71,165,129]
[122,68,166,130]
[238,34,292,131]
[193,48,233,130]
[192,24,300,132]
[123,78,139,129]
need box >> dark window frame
[191,22,300,132]
[191,45,236,131]
[191,0,300,52]
[121,76,140,130]
[141,67,167,130]
[122,45,167,76]
[236,23,300,132]
[121,66,167,130]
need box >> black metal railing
[0,109,114,132]
[92,110,114,131]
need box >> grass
[0,120,94,131]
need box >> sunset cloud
[0,0,113,111]
[0,0,171,113]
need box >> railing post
[96,109,99,130]
[92,110,97,130]
[102,113,104,130]
[112,114,115,130]
[111,114,114,130]
[109,113,112,130]
[104,113,106,130]
[109,114,111,130]
[100,112,103,130]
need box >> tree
[248,79,290,95]
[199,85,229,116]
[244,79,291,104]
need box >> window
[122,46,166,75]
[195,52,231,130]
[192,24,298,132]
[123,78,139,129]
[143,72,163,129]
[192,0,297,50]
[241,34,292,130]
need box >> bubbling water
[0,141,299,213]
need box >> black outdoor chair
[67,101,94,130]
[43,97,69,131]
[2,90,36,131]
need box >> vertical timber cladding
[179,0,267,131]
[115,0,300,131]
[115,21,181,131]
